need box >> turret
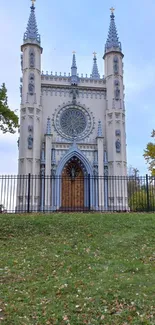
[104,8,127,178]
[18,0,43,176]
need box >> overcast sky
[0,0,155,175]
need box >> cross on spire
[110,7,115,13]
[23,0,41,44]
[104,8,122,53]
[31,0,36,6]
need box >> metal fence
[0,174,155,213]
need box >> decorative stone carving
[28,107,34,114]
[115,139,121,153]
[113,55,119,74]
[115,129,121,136]
[54,103,94,140]
[114,80,120,101]
[29,48,35,68]
[115,87,120,100]
[97,120,103,137]
[60,108,86,138]
[70,87,79,104]
[28,73,35,95]
[28,125,33,133]
[28,134,33,149]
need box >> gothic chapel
[17,1,128,211]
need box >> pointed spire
[91,52,100,79]
[105,9,122,54]
[41,142,45,164]
[71,52,78,85]
[97,120,103,137]
[46,117,51,135]
[23,1,41,45]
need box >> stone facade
[17,4,128,211]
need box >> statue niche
[113,55,119,75]
[28,73,35,95]
[115,139,121,153]
[29,49,35,68]
[28,134,33,149]
[114,79,120,101]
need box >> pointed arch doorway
[61,156,85,210]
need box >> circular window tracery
[54,104,94,140]
[60,108,86,137]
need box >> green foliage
[127,165,140,201]
[0,83,19,134]
[129,189,155,212]
[144,129,155,176]
[1,213,155,324]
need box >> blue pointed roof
[72,53,77,69]
[71,52,78,85]
[23,3,41,45]
[105,11,122,54]
[91,53,100,79]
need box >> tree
[144,130,155,176]
[129,188,155,212]
[0,83,19,134]
[127,165,140,201]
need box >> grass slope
[0,213,155,325]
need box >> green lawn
[0,213,155,325]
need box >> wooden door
[61,159,84,209]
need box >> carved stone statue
[70,87,79,104]
[116,139,121,153]
[28,135,33,149]
[115,87,120,100]
[28,82,34,95]
[28,73,35,95]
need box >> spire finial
[93,51,97,58]
[110,7,115,14]
[31,0,36,5]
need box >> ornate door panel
[61,159,84,209]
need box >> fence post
[27,173,31,213]
[146,174,150,212]
[88,174,91,211]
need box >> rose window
[60,108,86,137]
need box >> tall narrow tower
[104,8,127,177]
[18,1,42,176]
